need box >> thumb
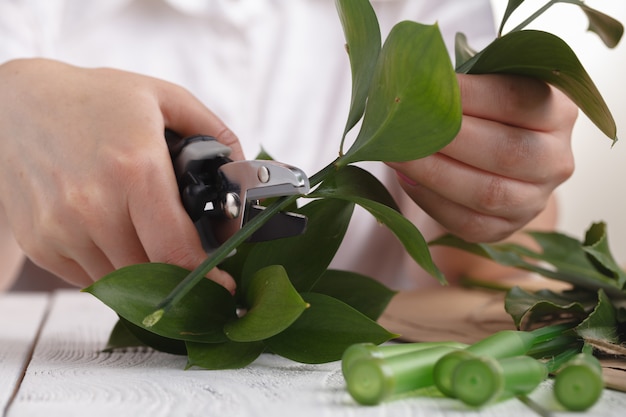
[156,81,245,160]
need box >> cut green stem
[553,345,604,411]
[344,345,458,405]
[434,324,572,397]
[341,341,467,377]
[452,355,548,407]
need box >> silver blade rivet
[258,166,270,183]
[223,192,241,219]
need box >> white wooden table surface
[2,290,626,417]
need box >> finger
[458,73,557,129]
[394,176,526,243]
[155,82,244,160]
[126,161,236,294]
[390,153,545,222]
[439,116,567,184]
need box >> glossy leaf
[264,292,397,364]
[185,340,265,370]
[462,30,616,140]
[312,165,445,284]
[581,4,624,48]
[338,21,461,165]
[241,198,355,292]
[575,290,618,343]
[311,269,396,320]
[224,265,308,342]
[83,263,236,342]
[335,0,381,139]
[505,286,594,329]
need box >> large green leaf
[334,0,381,139]
[312,166,445,284]
[338,21,461,165]
[264,292,397,364]
[462,30,616,141]
[224,265,308,342]
[185,340,265,370]
[311,269,396,321]
[241,198,355,292]
[83,263,236,342]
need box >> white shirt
[0,0,495,289]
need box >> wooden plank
[0,293,50,413]
[7,290,626,417]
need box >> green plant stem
[341,341,468,377]
[506,0,583,35]
[433,324,572,397]
[553,344,604,411]
[143,160,340,327]
[452,355,548,407]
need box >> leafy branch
[84,0,623,370]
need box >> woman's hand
[388,73,577,243]
[0,58,241,291]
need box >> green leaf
[104,318,146,352]
[498,0,526,36]
[114,317,187,355]
[463,30,617,141]
[505,286,593,329]
[241,198,354,292]
[432,232,624,297]
[580,4,624,48]
[454,32,478,68]
[582,222,626,289]
[575,290,619,344]
[310,165,400,211]
[264,292,397,364]
[311,269,396,320]
[312,166,445,284]
[185,340,265,370]
[83,263,236,343]
[339,21,461,165]
[334,0,381,140]
[224,265,308,342]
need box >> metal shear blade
[166,131,310,252]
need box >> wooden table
[2,291,626,417]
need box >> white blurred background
[490,0,626,263]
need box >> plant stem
[143,160,339,327]
[507,0,583,35]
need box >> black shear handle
[165,129,236,252]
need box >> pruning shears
[165,130,310,252]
